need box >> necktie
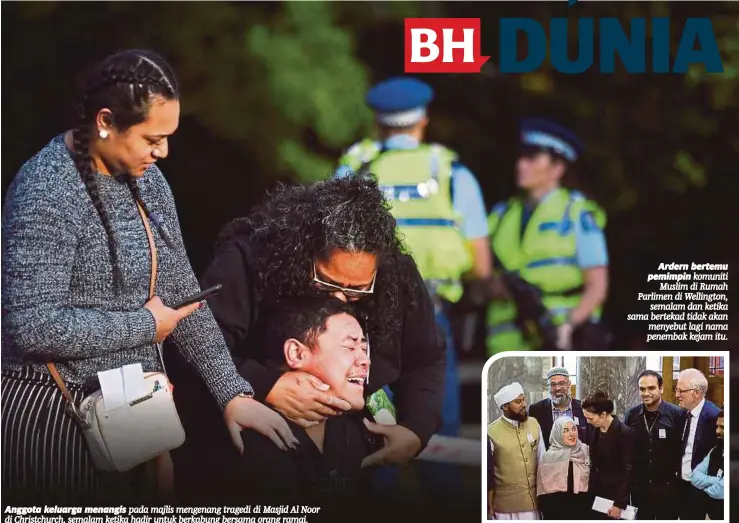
[682,412,693,452]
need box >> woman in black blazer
[582,391,635,520]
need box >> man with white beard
[528,366,593,449]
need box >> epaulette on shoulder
[429,142,459,162]
[344,139,381,163]
[569,189,586,202]
[490,200,510,217]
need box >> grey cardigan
[1,134,252,408]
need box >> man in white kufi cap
[487,382,544,520]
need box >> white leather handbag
[47,201,186,472]
[49,358,185,472]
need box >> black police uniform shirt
[623,400,685,485]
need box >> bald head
[676,368,708,411]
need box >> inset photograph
[483,353,728,521]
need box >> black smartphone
[172,284,223,309]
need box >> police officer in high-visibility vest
[336,77,491,491]
[486,118,609,354]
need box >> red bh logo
[404,18,490,73]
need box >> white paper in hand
[591,497,638,520]
[620,505,638,520]
[592,496,613,514]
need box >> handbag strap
[46,199,164,413]
[134,201,168,374]
[135,200,158,299]
[47,360,76,405]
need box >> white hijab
[537,416,590,495]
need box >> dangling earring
[98,129,109,139]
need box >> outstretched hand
[223,395,299,452]
[361,419,422,468]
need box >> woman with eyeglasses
[169,174,444,503]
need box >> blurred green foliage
[3,1,736,349]
[7,1,737,193]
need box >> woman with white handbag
[1,49,299,505]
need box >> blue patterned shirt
[552,400,574,423]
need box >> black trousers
[632,481,679,519]
[1,366,151,505]
[707,497,724,520]
[677,479,708,520]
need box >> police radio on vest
[404,16,724,74]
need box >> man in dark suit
[528,366,592,449]
[676,368,721,520]
[623,370,685,519]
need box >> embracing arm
[197,238,284,402]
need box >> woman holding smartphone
[1,49,297,505]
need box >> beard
[716,436,724,448]
[551,392,571,407]
[505,409,528,422]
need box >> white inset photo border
[481,351,730,523]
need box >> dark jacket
[528,397,593,448]
[623,400,685,485]
[238,411,374,500]
[685,399,721,470]
[199,235,445,447]
[589,416,635,510]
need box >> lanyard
[643,412,659,442]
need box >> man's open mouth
[347,375,367,386]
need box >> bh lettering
[405,18,490,73]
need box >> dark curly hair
[72,49,179,290]
[219,173,418,350]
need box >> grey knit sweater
[1,134,252,408]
